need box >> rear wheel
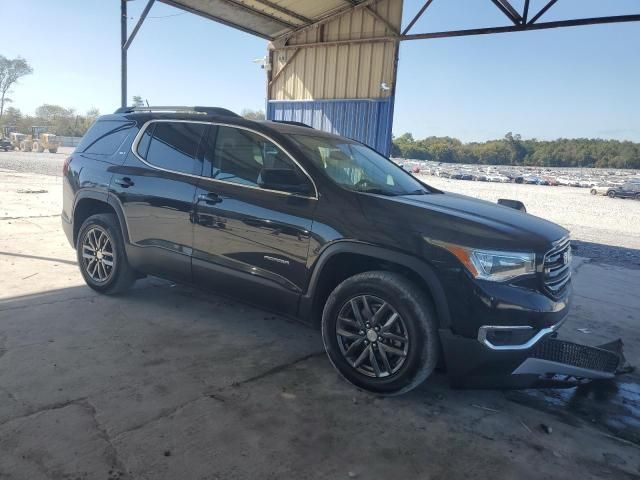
[49,148,58,153]
[590,189,597,195]
[321,271,439,395]
[608,190,616,198]
[76,213,136,294]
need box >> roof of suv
[102,106,341,139]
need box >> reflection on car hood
[360,191,569,252]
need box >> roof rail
[113,106,240,117]
[271,120,313,129]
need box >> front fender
[298,241,452,329]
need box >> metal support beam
[364,6,400,36]
[279,0,383,42]
[401,14,640,41]
[268,48,300,94]
[121,0,127,108]
[279,35,395,50]
[490,0,521,25]
[528,0,558,25]
[124,0,156,51]
[252,0,312,25]
[522,0,530,24]
[402,0,435,35]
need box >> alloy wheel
[81,226,115,283]
[336,295,410,378]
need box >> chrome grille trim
[543,237,571,296]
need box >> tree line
[392,132,640,169]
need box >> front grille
[531,338,620,374]
[543,238,571,296]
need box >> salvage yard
[1,150,639,479]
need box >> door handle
[115,177,134,188]
[198,192,222,205]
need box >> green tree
[241,109,265,120]
[0,56,33,119]
[132,95,145,107]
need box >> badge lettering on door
[264,255,290,265]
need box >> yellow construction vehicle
[20,126,60,153]
[10,132,26,151]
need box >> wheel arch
[300,242,452,330]
[72,192,130,246]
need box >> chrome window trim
[130,119,319,200]
[477,315,567,351]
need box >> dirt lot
[1,152,639,479]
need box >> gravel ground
[419,175,640,268]
[0,148,71,176]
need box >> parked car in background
[590,184,615,196]
[0,137,12,151]
[604,182,640,199]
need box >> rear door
[110,120,207,282]
[192,124,317,314]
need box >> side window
[213,126,298,187]
[143,122,206,175]
[77,120,133,155]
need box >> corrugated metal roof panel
[159,0,372,39]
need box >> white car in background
[590,184,616,196]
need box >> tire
[49,148,58,154]
[76,213,136,295]
[321,271,440,395]
[590,189,597,195]
[607,190,616,198]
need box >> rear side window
[140,122,206,175]
[77,120,133,155]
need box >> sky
[1,0,639,142]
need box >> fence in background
[56,136,82,147]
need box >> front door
[192,125,317,315]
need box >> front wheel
[321,271,440,395]
[608,190,616,198]
[76,213,136,294]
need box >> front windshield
[290,134,428,196]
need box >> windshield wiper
[404,189,428,195]
[356,187,398,196]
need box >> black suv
[62,106,616,394]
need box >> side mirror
[498,198,527,213]
[258,168,312,195]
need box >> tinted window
[144,122,206,175]
[77,120,133,155]
[291,134,427,196]
[213,126,297,187]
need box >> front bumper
[440,328,623,389]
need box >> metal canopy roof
[158,0,368,40]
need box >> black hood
[360,191,569,253]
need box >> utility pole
[121,0,127,108]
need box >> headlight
[434,241,535,282]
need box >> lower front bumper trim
[512,358,614,379]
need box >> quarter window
[213,126,298,187]
[142,122,206,175]
[78,120,133,156]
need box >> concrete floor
[1,169,639,479]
